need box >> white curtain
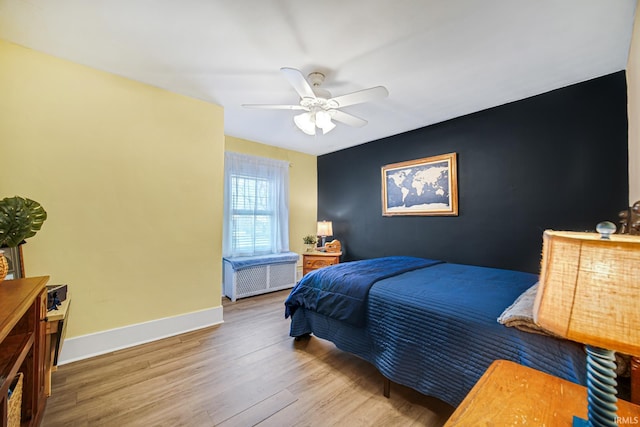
[222,151,290,257]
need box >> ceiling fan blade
[242,104,307,110]
[329,86,389,108]
[331,110,368,127]
[280,67,316,100]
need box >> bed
[284,203,640,407]
[285,257,588,406]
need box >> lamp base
[584,345,619,427]
[572,415,589,427]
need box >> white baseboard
[57,306,224,365]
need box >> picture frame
[381,152,458,216]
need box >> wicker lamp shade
[534,230,640,357]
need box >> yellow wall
[0,40,225,337]
[225,136,318,262]
[628,5,640,204]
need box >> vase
[305,244,315,252]
[0,250,8,282]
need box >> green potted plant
[0,196,47,280]
[302,234,317,252]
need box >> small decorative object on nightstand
[303,240,342,275]
[324,239,341,253]
[0,196,48,280]
[302,234,317,252]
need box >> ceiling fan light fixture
[316,110,336,134]
[294,112,316,135]
[245,67,388,137]
[320,120,336,135]
[315,110,331,126]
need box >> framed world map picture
[381,152,458,216]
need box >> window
[230,174,272,253]
[223,152,289,257]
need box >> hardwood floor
[42,290,455,426]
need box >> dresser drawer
[302,253,341,275]
[304,256,337,269]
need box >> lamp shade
[294,112,316,136]
[317,221,333,237]
[315,110,336,134]
[294,109,336,136]
[534,230,640,356]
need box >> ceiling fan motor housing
[307,72,325,86]
[306,72,333,101]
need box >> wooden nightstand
[445,360,640,426]
[302,251,342,275]
[45,293,71,396]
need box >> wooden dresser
[302,251,342,275]
[0,276,49,427]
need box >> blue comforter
[284,256,442,326]
[286,259,587,406]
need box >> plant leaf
[0,196,47,247]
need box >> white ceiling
[0,0,637,156]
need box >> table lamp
[316,220,333,249]
[534,222,640,427]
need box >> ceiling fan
[242,67,389,136]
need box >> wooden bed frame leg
[383,377,391,398]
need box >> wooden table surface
[46,293,71,322]
[445,359,640,426]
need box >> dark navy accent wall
[317,71,629,273]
